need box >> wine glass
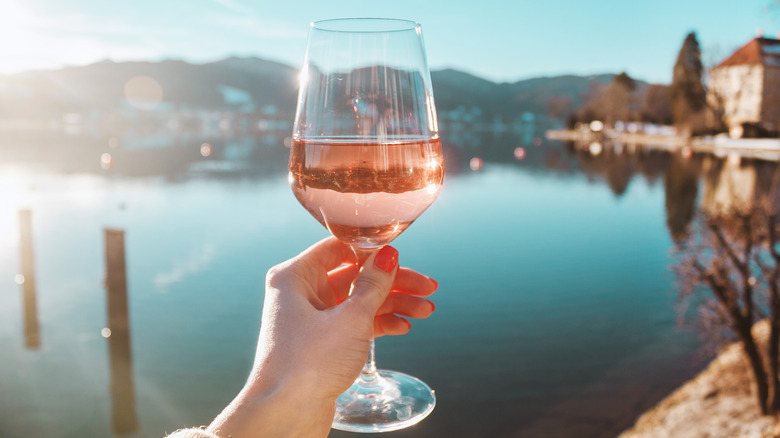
[288,18,443,432]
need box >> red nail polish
[429,301,436,312]
[430,278,438,290]
[374,246,399,273]
[403,318,412,330]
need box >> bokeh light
[589,120,604,132]
[200,143,213,157]
[100,153,113,169]
[469,157,483,171]
[588,142,603,156]
[101,328,112,338]
[514,147,527,160]
[14,274,25,284]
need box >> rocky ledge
[619,322,779,438]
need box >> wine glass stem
[353,247,380,384]
[361,339,378,383]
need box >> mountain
[430,69,616,117]
[0,57,299,118]
[0,56,628,121]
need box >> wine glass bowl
[289,18,442,432]
[288,137,444,250]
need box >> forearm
[206,379,336,438]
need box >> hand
[206,237,437,438]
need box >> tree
[575,72,638,126]
[675,168,780,414]
[612,72,636,93]
[547,96,574,120]
[669,32,708,135]
[640,84,673,125]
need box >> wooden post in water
[104,228,138,435]
[19,209,40,349]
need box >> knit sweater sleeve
[164,427,221,438]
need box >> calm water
[0,129,734,437]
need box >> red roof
[715,37,780,68]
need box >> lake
[0,127,734,437]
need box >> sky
[1,0,778,84]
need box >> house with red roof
[707,37,780,138]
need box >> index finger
[391,267,439,297]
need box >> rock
[619,321,778,438]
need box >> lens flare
[124,75,163,111]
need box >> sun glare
[0,171,33,264]
[0,3,106,73]
[0,3,159,74]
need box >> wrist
[207,374,336,438]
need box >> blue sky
[1,0,777,84]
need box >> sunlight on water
[0,170,32,266]
[153,243,217,292]
[1,128,746,437]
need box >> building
[707,37,780,138]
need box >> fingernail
[429,300,436,312]
[403,318,412,330]
[430,278,438,290]
[374,246,399,273]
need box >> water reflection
[669,158,780,412]
[565,140,671,197]
[664,154,700,242]
[18,209,40,349]
[104,228,138,435]
[5,125,775,437]
[0,129,292,180]
[562,137,780,245]
[1,116,579,181]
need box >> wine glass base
[332,369,436,433]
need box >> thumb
[346,246,399,315]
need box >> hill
[0,57,625,123]
[431,68,616,117]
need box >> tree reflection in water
[674,158,780,415]
[567,137,780,415]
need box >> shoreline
[618,322,778,438]
[546,129,780,162]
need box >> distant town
[550,34,780,159]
